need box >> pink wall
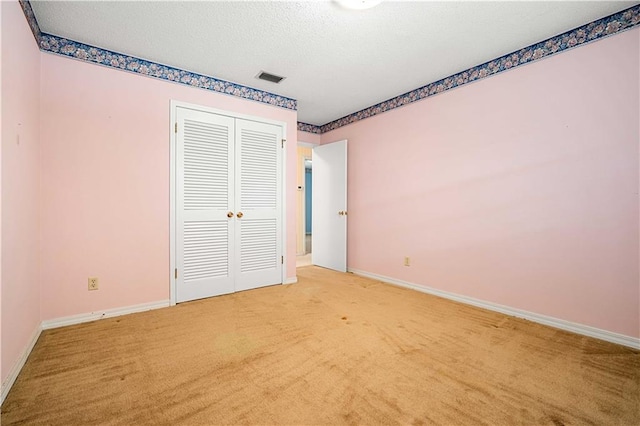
[1,1,42,383]
[0,0,3,383]
[40,53,297,320]
[297,130,321,145]
[322,28,640,338]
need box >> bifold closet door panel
[176,108,235,302]
[234,119,283,292]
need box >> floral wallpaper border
[18,1,297,111]
[315,4,640,134]
[18,0,41,43]
[19,1,640,134]
[297,122,323,135]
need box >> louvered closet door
[234,119,283,292]
[176,108,235,302]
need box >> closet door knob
[227,212,234,218]
[237,212,244,218]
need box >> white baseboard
[1,323,42,405]
[349,268,640,350]
[285,276,298,284]
[41,300,171,330]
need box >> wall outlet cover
[88,277,99,291]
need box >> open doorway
[295,139,348,271]
[304,158,312,253]
[297,144,314,268]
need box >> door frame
[169,100,288,305]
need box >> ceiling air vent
[256,71,285,84]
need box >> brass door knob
[237,212,244,218]
[227,212,234,218]
[338,211,344,216]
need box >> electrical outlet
[404,256,411,267]
[88,277,99,291]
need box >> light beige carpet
[2,266,639,425]
[296,253,312,267]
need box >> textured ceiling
[30,1,638,125]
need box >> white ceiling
[30,1,637,126]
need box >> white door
[312,140,348,272]
[235,119,283,292]
[175,107,283,302]
[176,107,235,302]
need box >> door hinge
[281,256,284,264]
[281,139,286,148]
[175,268,178,279]
[175,122,178,133]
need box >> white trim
[171,100,288,128]
[1,323,42,405]
[285,276,298,284]
[281,121,288,285]
[41,300,171,330]
[170,100,177,306]
[349,268,640,350]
